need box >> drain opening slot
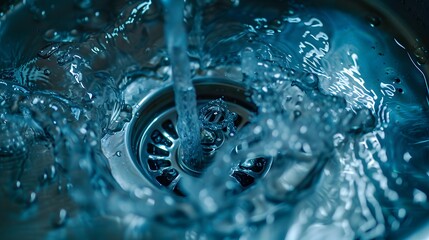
[129,79,272,196]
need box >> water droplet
[366,15,381,27]
[403,152,412,162]
[38,43,61,59]
[39,172,48,184]
[413,189,427,203]
[294,110,302,118]
[115,151,122,157]
[414,46,428,64]
[48,165,57,180]
[66,183,73,191]
[52,209,68,228]
[398,208,406,219]
[294,73,319,90]
[27,192,37,204]
[396,178,403,185]
[30,6,47,21]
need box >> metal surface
[1,0,429,238]
[103,78,273,196]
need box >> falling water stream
[162,0,202,171]
[1,0,429,239]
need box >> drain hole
[173,183,186,197]
[156,168,179,186]
[204,112,225,123]
[232,171,255,187]
[234,114,243,127]
[128,80,272,195]
[151,130,173,147]
[147,143,169,157]
[148,159,171,171]
[239,157,267,173]
[162,120,178,139]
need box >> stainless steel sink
[0,0,428,239]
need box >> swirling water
[0,0,428,239]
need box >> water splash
[0,0,429,239]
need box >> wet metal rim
[104,78,273,196]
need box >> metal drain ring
[104,78,273,196]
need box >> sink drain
[104,78,273,196]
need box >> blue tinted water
[0,0,428,239]
[161,0,203,172]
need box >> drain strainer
[104,78,273,196]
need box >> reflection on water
[0,0,428,239]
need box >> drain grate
[114,78,273,196]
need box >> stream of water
[0,0,429,239]
[162,0,203,172]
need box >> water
[1,0,429,239]
[162,0,203,172]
